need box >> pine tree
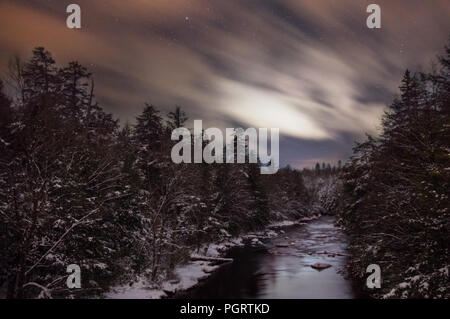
[58,61,92,115]
[315,162,320,175]
[22,47,58,102]
[167,106,188,130]
[0,80,12,134]
[340,41,450,298]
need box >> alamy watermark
[366,4,381,29]
[66,264,81,289]
[66,4,381,30]
[171,120,279,174]
[66,4,81,29]
[366,264,381,289]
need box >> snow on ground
[104,277,166,299]
[267,215,320,229]
[105,260,220,299]
[104,238,245,299]
[268,220,298,228]
[163,261,219,292]
[105,217,316,299]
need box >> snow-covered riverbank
[104,215,320,299]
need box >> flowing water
[178,216,361,299]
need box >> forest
[338,42,450,298]
[0,47,324,298]
[0,39,448,299]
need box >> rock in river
[311,263,332,270]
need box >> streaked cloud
[1,0,449,167]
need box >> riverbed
[176,216,360,299]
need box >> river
[176,216,361,299]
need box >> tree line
[0,48,312,298]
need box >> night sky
[1,0,450,168]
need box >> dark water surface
[178,216,361,299]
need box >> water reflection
[177,216,359,299]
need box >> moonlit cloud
[1,0,449,167]
[217,79,331,140]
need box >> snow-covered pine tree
[340,41,450,298]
